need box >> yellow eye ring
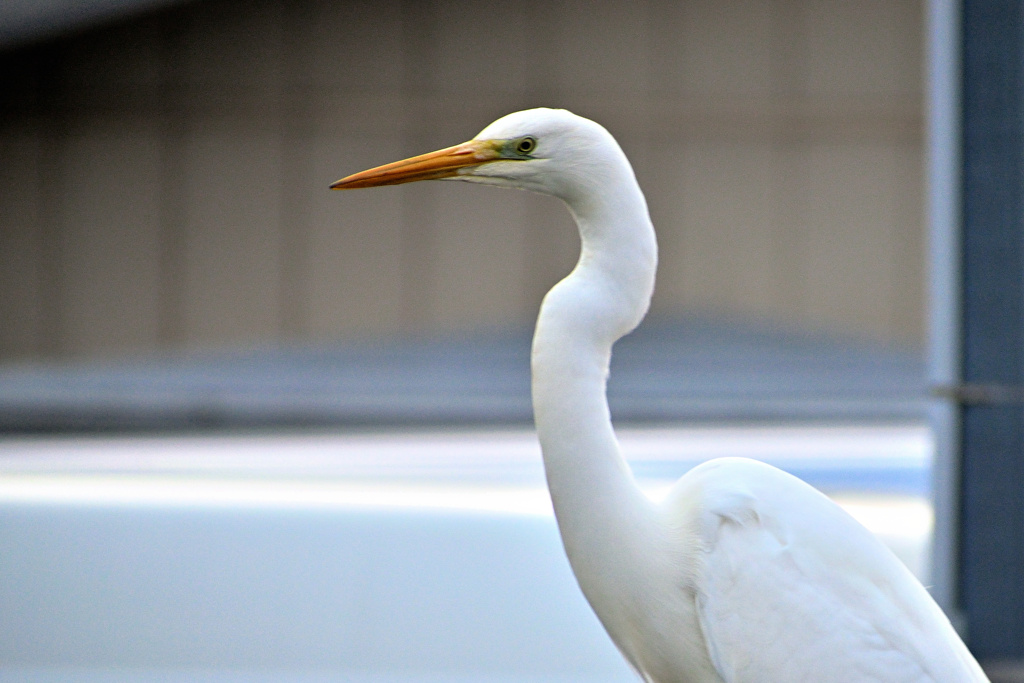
[516,136,537,155]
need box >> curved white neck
[531,170,658,592]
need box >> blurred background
[0,0,1020,681]
[1,0,924,360]
[0,0,929,428]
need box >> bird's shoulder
[657,457,984,683]
[662,456,849,546]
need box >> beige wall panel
[304,132,405,339]
[889,140,925,341]
[58,120,162,357]
[523,194,581,309]
[0,126,43,358]
[431,0,529,97]
[178,0,284,108]
[675,0,774,98]
[671,141,787,316]
[646,138,802,322]
[555,0,650,97]
[0,0,928,363]
[181,122,283,347]
[428,182,531,329]
[398,180,440,330]
[803,141,907,340]
[647,134,923,342]
[615,131,653,183]
[803,0,922,99]
[57,18,161,112]
[645,0,690,96]
[311,94,409,139]
[297,0,403,92]
[767,142,815,324]
[643,137,690,314]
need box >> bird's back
[650,457,988,683]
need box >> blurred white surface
[0,425,933,682]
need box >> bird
[331,108,988,682]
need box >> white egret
[332,108,988,682]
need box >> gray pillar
[958,0,1024,659]
[926,0,963,629]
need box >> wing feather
[666,458,987,683]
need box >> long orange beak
[330,139,503,189]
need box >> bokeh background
[1,0,924,361]
[6,1,1022,681]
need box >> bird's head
[331,108,626,202]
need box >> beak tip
[329,140,496,192]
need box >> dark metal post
[959,0,1024,660]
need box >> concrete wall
[0,0,924,361]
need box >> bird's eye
[516,136,537,155]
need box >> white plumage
[333,108,988,683]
